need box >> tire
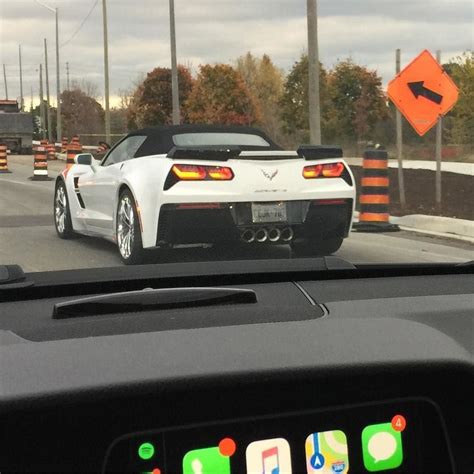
[54,180,76,239]
[116,189,146,265]
[291,237,343,258]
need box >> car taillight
[171,164,234,181]
[207,166,234,180]
[172,164,207,180]
[322,162,345,177]
[303,164,323,178]
[303,162,345,179]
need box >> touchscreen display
[103,398,452,473]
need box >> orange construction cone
[353,148,399,232]
[0,143,11,173]
[30,144,53,181]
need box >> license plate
[251,202,287,223]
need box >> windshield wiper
[52,287,257,319]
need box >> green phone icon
[183,446,231,474]
[361,423,403,471]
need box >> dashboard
[0,260,472,473]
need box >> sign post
[395,49,406,209]
[435,50,442,211]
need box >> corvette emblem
[261,168,278,181]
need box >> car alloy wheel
[117,195,135,260]
[54,185,67,235]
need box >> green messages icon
[361,423,403,472]
[183,446,231,474]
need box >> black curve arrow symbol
[408,81,443,104]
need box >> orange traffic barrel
[96,140,110,157]
[47,142,56,160]
[30,144,53,181]
[39,139,50,160]
[61,136,69,153]
[0,143,11,173]
[353,149,399,232]
[66,135,83,170]
[71,135,82,151]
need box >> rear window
[172,133,270,147]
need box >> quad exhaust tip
[255,228,269,243]
[268,227,281,242]
[241,229,256,243]
[280,227,294,242]
[240,227,294,243]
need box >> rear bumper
[156,199,353,246]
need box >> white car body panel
[61,150,356,249]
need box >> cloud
[0,0,472,107]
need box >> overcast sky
[0,0,472,107]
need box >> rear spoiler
[167,145,242,161]
[297,145,343,160]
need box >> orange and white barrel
[0,143,11,173]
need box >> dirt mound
[350,167,473,221]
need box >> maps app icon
[305,430,349,474]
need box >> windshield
[173,133,270,147]
[0,0,472,273]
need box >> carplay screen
[103,398,452,473]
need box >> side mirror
[74,153,94,166]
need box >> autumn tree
[61,88,105,138]
[186,64,260,125]
[280,55,387,146]
[444,51,474,144]
[70,79,100,100]
[325,59,387,144]
[128,66,193,128]
[279,54,330,144]
[236,52,284,141]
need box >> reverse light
[303,162,345,179]
[171,164,234,181]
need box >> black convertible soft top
[128,124,282,157]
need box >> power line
[60,0,99,49]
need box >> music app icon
[245,437,292,474]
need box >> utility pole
[66,62,70,90]
[30,86,34,112]
[435,50,442,211]
[34,2,61,138]
[307,0,322,145]
[55,7,62,141]
[169,0,180,124]
[2,64,8,100]
[39,64,46,139]
[395,49,406,208]
[102,0,111,143]
[19,45,24,110]
[44,38,53,143]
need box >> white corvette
[54,125,356,264]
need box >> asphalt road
[1,155,472,273]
